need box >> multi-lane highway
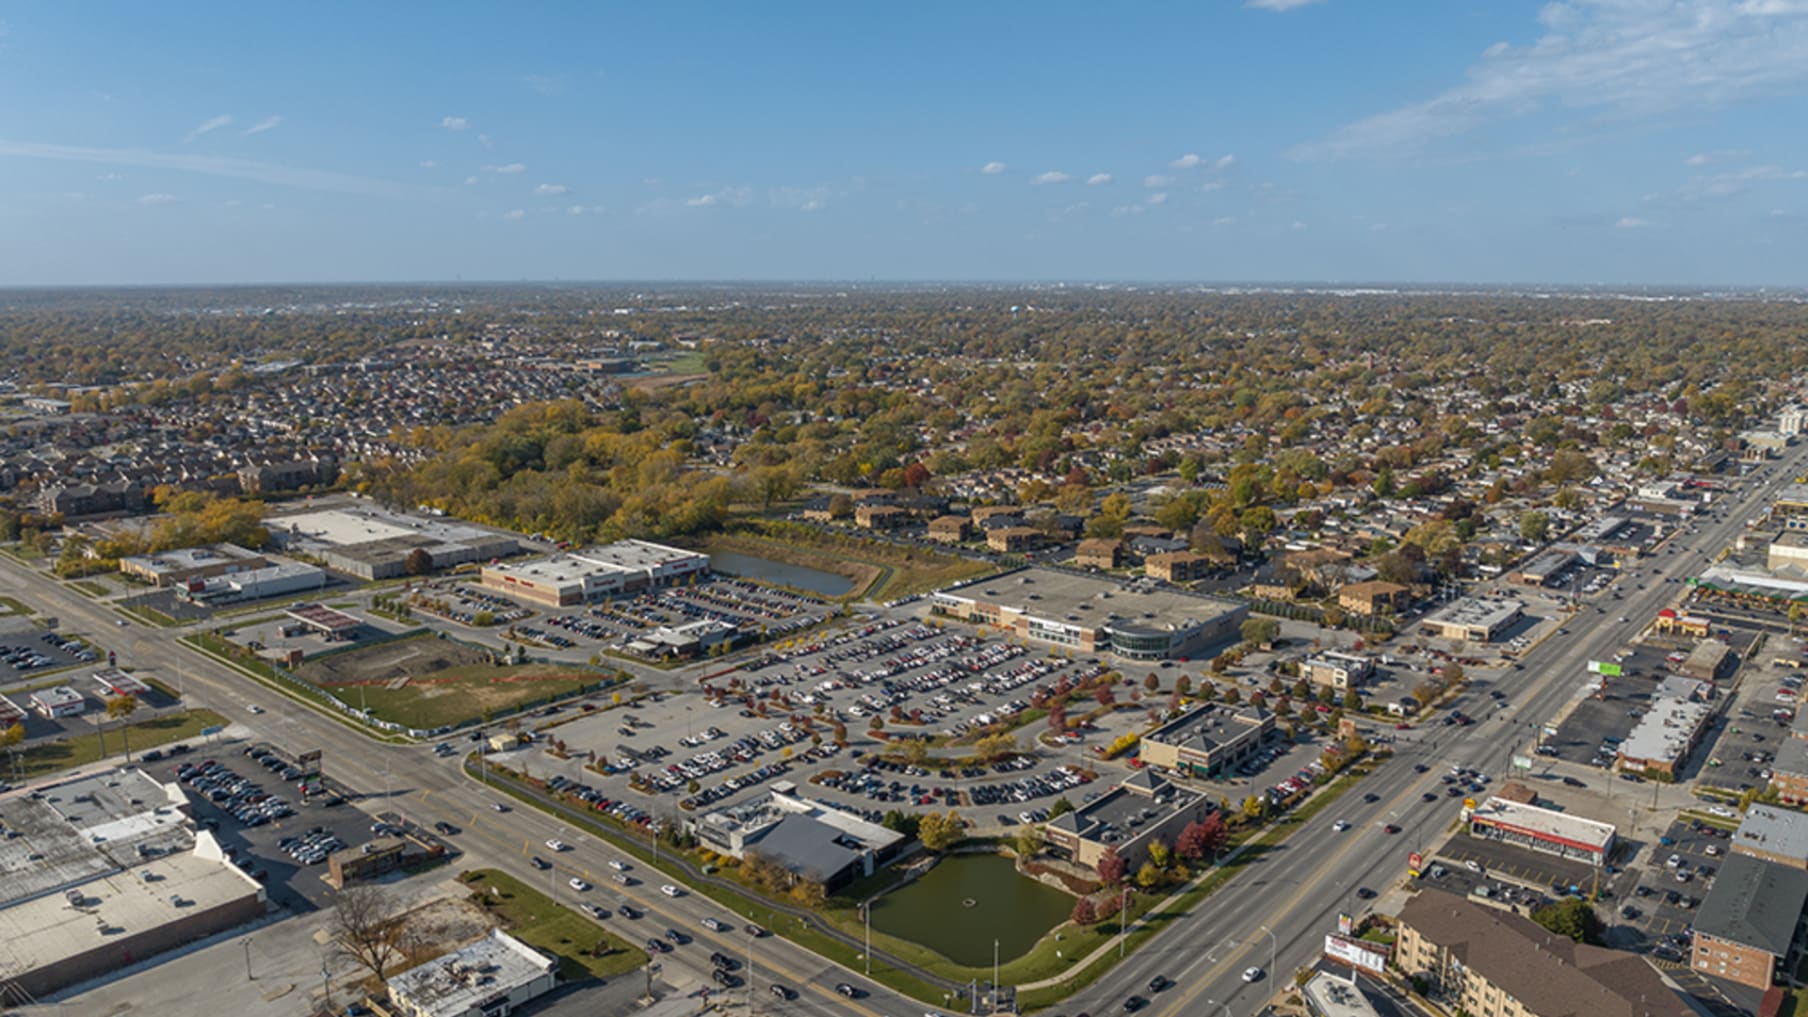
[5,449,1800,1017]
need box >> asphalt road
[8,451,1803,1017]
[1064,451,1808,1017]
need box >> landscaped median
[459,868,646,981]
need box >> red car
[1383,824,1401,834]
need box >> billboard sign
[1587,660,1623,677]
[1324,934,1391,976]
[297,749,323,774]
[1408,851,1423,876]
[1338,913,1354,935]
[1511,754,1532,773]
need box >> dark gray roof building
[1693,852,1808,957]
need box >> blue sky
[2,1,1807,286]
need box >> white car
[546,838,567,852]
[1332,820,1350,832]
[569,877,590,892]
[1243,967,1265,982]
[247,704,265,714]
[661,884,682,898]
[609,858,628,871]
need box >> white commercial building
[385,930,556,1017]
[480,540,709,607]
[180,561,327,605]
[30,685,85,718]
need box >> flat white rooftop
[273,506,495,548]
[0,845,261,984]
[1468,796,1616,852]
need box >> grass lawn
[700,525,996,600]
[69,579,111,598]
[324,668,596,730]
[118,603,182,628]
[0,595,36,616]
[12,709,227,780]
[460,868,646,981]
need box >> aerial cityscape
[4,4,1808,1017]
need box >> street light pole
[863,899,872,975]
[993,938,1000,1015]
[243,938,253,981]
[1259,924,1277,978]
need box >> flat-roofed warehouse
[0,769,265,999]
[385,929,556,1017]
[929,567,1247,660]
[269,506,520,580]
[480,540,710,608]
[1418,597,1524,642]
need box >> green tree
[1016,825,1046,858]
[1048,796,1076,819]
[1240,617,1282,646]
[1531,898,1601,944]
[1518,510,1550,543]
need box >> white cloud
[1086,173,1113,186]
[534,183,569,196]
[1214,154,1237,170]
[1616,216,1653,228]
[96,172,124,181]
[441,116,469,131]
[1213,216,1237,226]
[1674,162,1808,200]
[419,160,438,169]
[525,73,569,96]
[138,193,176,205]
[1031,171,1072,185]
[244,115,282,135]
[486,163,527,174]
[1169,153,1202,169]
[183,115,232,143]
[568,205,586,216]
[1147,192,1169,205]
[980,161,1007,174]
[1300,1,1808,159]
[1111,204,1145,217]
[771,186,830,211]
[686,186,754,208]
[1248,0,1326,9]
[478,133,495,151]
[502,208,526,220]
[1291,220,1308,230]
[464,175,479,185]
[1685,153,1714,166]
[1144,174,1173,188]
[0,139,415,197]
[1200,179,1227,192]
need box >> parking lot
[495,613,1220,831]
[1616,818,1731,960]
[138,742,381,910]
[523,576,828,653]
[0,621,100,684]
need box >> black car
[619,903,641,919]
[434,821,460,836]
[664,928,689,945]
[1362,793,1379,803]
[1125,996,1149,1012]
[645,937,670,954]
[1148,975,1171,993]
[530,856,550,870]
[1421,792,1439,803]
[835,983,859,998]
[770,984,794,1000]
[1356,886,1376,899]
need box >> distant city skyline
[2,2,1806,286]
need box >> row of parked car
[177,757,297,828]
[544,774,660,831]
[279,828,346,865]
[679,760,791,810]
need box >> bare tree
[330,885,405,983]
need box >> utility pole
[993,939,1000,1015]
[243,938,253,981]
[1260,923,1278,977]
[863,899,872,975]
